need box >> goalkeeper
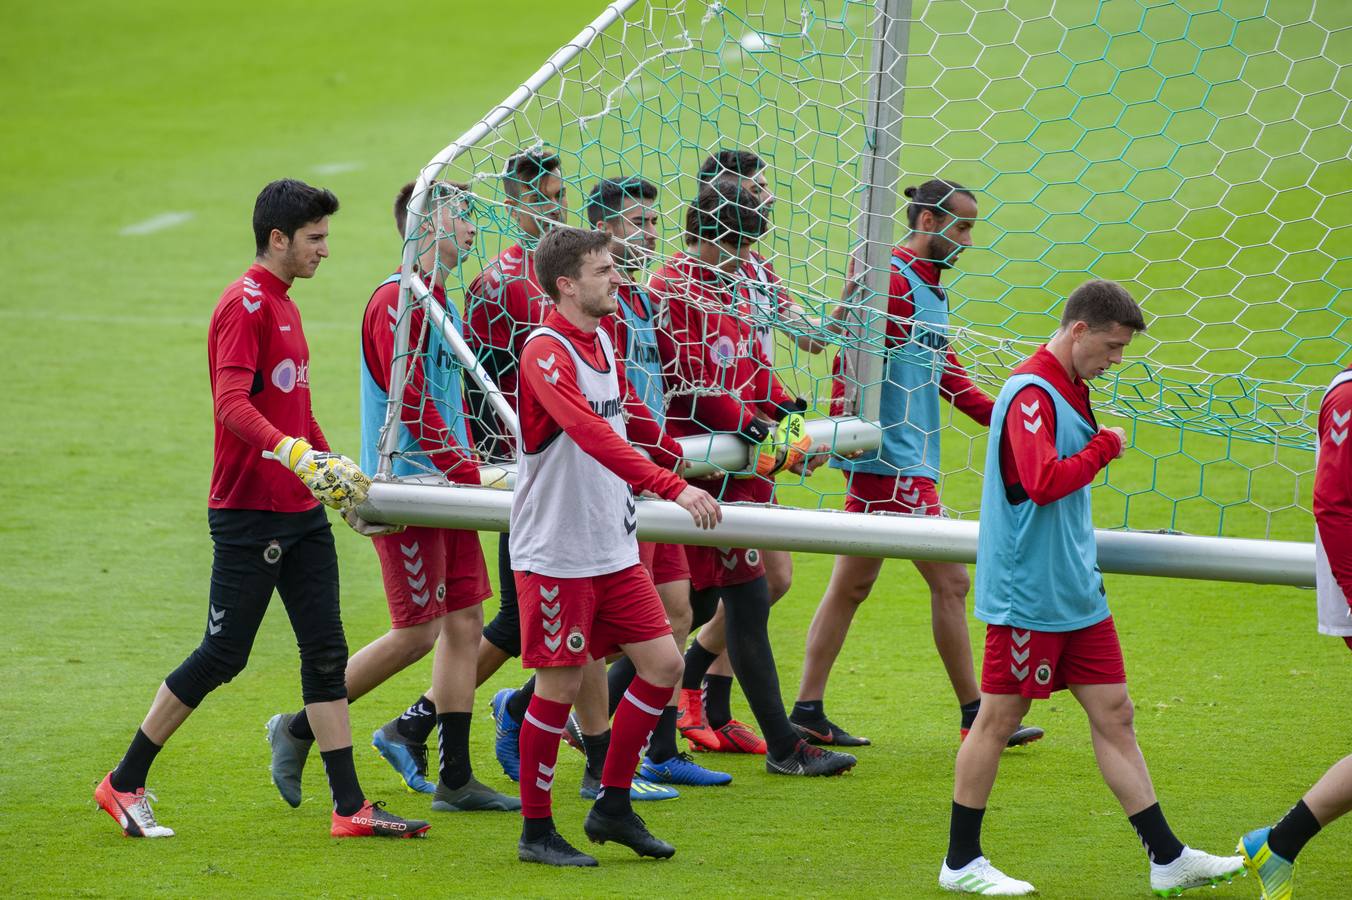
[94,180,427,840]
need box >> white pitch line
[119,211,194,236]
[314,161,364,175]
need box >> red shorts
[685,475,772,590]
[639,542,690,586]
[843,472,942,516]
[981,616,1126,699]
[372,527,492,628]
[514,563,672,668]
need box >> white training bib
[509,326,639,578]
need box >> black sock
[946,802,986,869]
[682,640,718,691]
[110,728,162,793]
[594,784,631,817]
[582,729,611,780]
[960,699,981,730]
[1128,802,1184,865]
[647,707,679,763]
[1268,799,1321,862]
[721,578,798,758]
[791,699,825,723]
[395,695,436,744]
[320,746,365,816]
[289,708,314,742]
[522,815,555,842]
[506,677,534,722]
[436,712,473,790]
[703,675,734,729]
[607,657,637,718]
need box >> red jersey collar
[543,307,604,349]
[246,263,291,298]
[892,245,941,286]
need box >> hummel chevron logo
[624,518,637,535]
[411,591,429,607]
[1020,400,1040,416]
[1011,647,1029,664]
[242,297,262,313]
[625,497,636,515]
[898,477,913,490]
[543,370,560,385]
[542,619,562,635]
[1023,415,1043,434]
[243,285,262,297]
[1011,630,1031,647]
[536,354,556,370]
[208,605,225,635]
[1011,664,1029,681]
[720,554,738,570]
[544,635,562,652]
[403,558,423,576]
[901,487,921,505]
[406,573,426,591]
[1334,428,1348,447]
[1333,409,1349,446]
[538,762,555,777]
[540,585,560,601]
[1334,410,1350,427]
[540,601,562,619]
[400,542,420,558]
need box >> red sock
[519,694,571,820]
[602,676,669,791]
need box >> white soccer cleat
[940,857,1036,895]
[1149,846,1245,897]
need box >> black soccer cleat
[789,715,872,747]
[1006,723,1045,747]
[518,828,599,867]
[583,808,676,859]
[766,738,856,776]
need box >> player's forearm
[1015,429,1119,505]
[941,354,995,426]
[213,367,286,450]
[559,418,687,498]
[688,391,755,437]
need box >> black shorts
[481,531,521,656]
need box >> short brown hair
[684,182,768,246]
[394,180,470,236]
[1061,279,1148,332]
[534,226,613,301]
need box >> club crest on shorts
[566,626,586,654]
[263,540,282,565]
[1034,660,1052,686]
[745,548,761,567]
[435,582,446,603]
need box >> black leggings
[165,506,348,708]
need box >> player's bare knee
[392,620,439,658]
[638,651,683,689]
[441,605,485,648]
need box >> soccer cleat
[676,687,721,752]
[765,739,856,776]
[94,773,174,838]
[519,828,598,867]
[790,716,872,747]
[371,721,434,794]
[430,776,521,812]
[1238,827,1294,900]
[330,800,430,838]
[266,712,313,808]
[639,752,733,786]
[939,856,1036,895]
[711,719,768,754]
[583,807,676,859]
[581,769,679,801]
[562,713,585,755]
[959,723,1046,749]
[1150,846,1245,897]
[489,688,522,782]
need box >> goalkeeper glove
[750,413,812,478]
[271,437,371,512]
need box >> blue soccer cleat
[371,721,435,794]
[640,752,733,786]
[580,769,679,801]
[490,688,522,782]
[1238,827,1294,900]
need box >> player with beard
[789,179,1043,749]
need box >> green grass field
[2,1,1348,897]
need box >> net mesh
[385,0,1350,542]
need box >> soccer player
[265,180,518,813]
[588,175,732,788]
[790,179,1041,748]
[510,225,721,866]
[939,280,1241,895]
[652,182,856,776]
[1237,360,1352,899]
[93,179,427,839]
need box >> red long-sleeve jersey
[998,345,1122,505]
[464,243,552,409]
[519,309,686,496]
[1315,369,1352,607]
[651,252,795,441]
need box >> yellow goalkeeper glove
[271,437,371,511]
[752,413,812,478]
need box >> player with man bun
[940,280,1241,895]
[94,179,427,840]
